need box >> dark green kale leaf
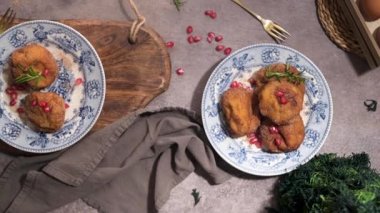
[276,153,380,213]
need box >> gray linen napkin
[0,107,231,213]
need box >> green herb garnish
[265,64,305,84]
[173,0,184,11]
[191,188,201,206]
[15,64,44,84]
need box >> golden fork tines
[232,0,290,42]
[0,8,16,33]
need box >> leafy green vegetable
[191,188,201,206]
[276,153,380,213]
[15,64,44,84]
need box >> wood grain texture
[60,19,171,130]
[0,19,171,155]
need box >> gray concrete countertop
[1,0,379,212]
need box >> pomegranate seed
[75,78,83,86]
[224,47,232,55]
[269,126,279,134]
[43,69,49,77]
[205,10,212,16]
[10,92,18,100]
[249,137,258,144]
[209,11,217,19]
[275,90,285,97]
[39,101,47,108]
[279,96,288,104]
[32,100,37,106]
[247,132,257,138]
[208,32,216,38]
[176,68,184,75]
[5,88,14,95]
[216,45,225,52]
[165,41,174,48]
[17,108,24,113]
[10,99,16,106]
[193,35,202,42]
[215,35,223,42]
[207,36,213,43]
[230,81,239,88]
[65,103,70,109]
[15,85,26,91]
[274,138,282,146]
[186,26,193,34]
[43,106,51,113]
[187,35,194,44]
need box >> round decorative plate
[0,20,105,153]
[201,43,333,176]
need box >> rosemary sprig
[173,0,184,11]
[265,64,305,84]
[15,64,44,84]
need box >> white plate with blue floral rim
[0,20,105,153]
[201,43,333,176]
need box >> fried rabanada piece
[258,80,304,125]
[259,116,305,153]
[221,87,260,137]
[11,44,58,90]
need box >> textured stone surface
[0,0,379,212]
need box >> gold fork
[0,8,16,33]
[232,0,290,42]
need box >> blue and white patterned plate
[0,20,105,153]
[201,43,333,176]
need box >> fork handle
[232,0,264,23]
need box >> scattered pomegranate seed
[39,101,47,108]
[10,99,17,106]
[43,106,51,113]
[207,32,216,38]
[186,26,193,34]
[230,81,239,88]
[32,100,37,106]
[165,41,175,48]
[249,137,258,144]
[75,78,83,86]
[43,69,49,77]
[15,85,26,91]
[269,126,279,134]
[65,103,70,109]
[207,36,213,43]
[216,45,225,52]
[279,96,288,104]
[274,138,282,146]
[205,10,212,16]
[224,47,232,55]
[209,11,217,19]
[10,92,17,100]
[187,35,194,44]
[17,108,24,113]
[5,88,14,95]
[193,35,202,42]
[176,68,184,75]
[275,90,285,97]
[215,35,223,42]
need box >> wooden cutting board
[0,19,171,154]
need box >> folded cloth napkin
[0,107,231,213]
